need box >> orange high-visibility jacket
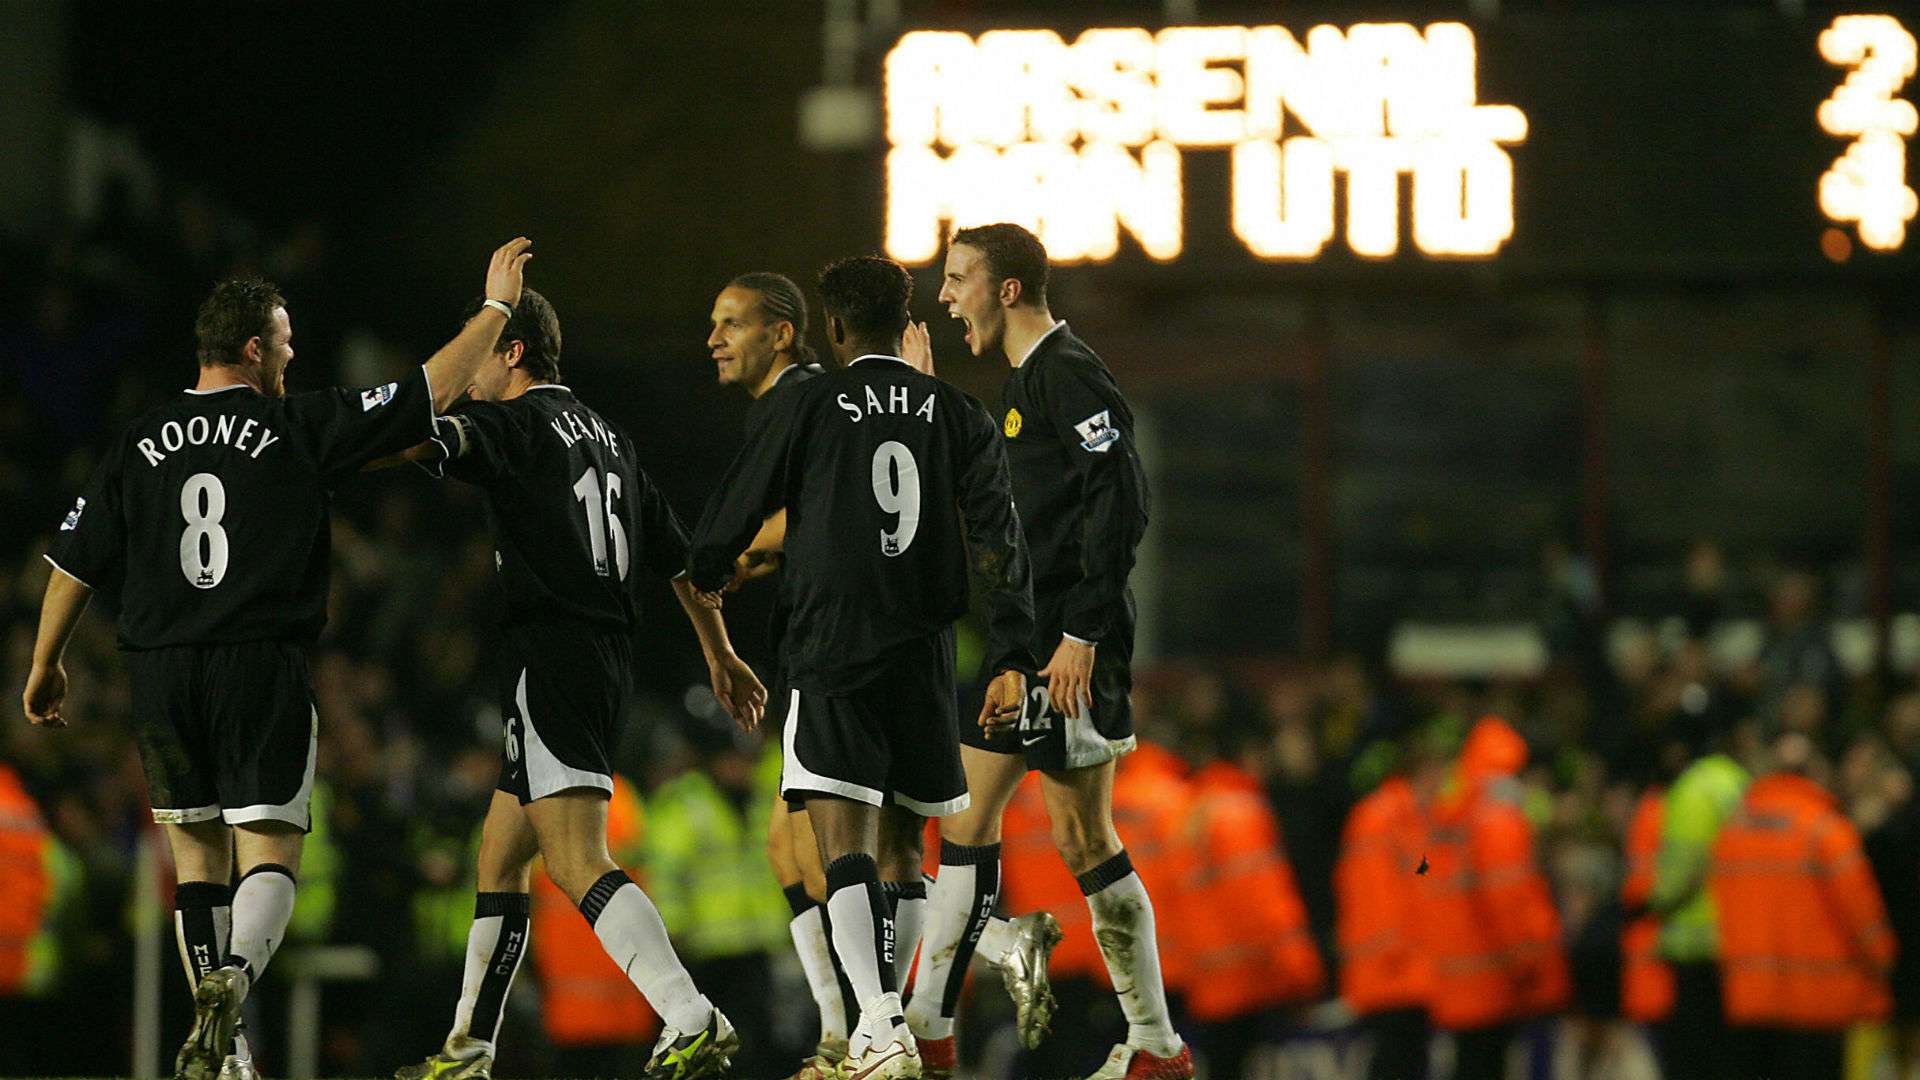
[1180,761,1324,1022]
[1710,773,1894,1029]
[1620,787,1675,1023]
[532,775,659,1046]
[1418,717,1569,1031]
[1111,742,1199,995]
[1337,776,1432,1015]
[0,765,52,995]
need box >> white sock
[1079,852,1180,1057]
[791,906,849,1043]
[447,892,530,1053]
[228,864,298,999]
[908,843,1002,1040]
[826,855,899,1058]
[579,870,711,1033]
[975,915,1018,968]
[890,879,928,992]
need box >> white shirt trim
[418,363,436,422]
[1062,631,1098,647]
[183,384,251,396]
[42,553,94,591]
[850,354,912,368]
[523,383,574,393]
[1013,320,1068,368]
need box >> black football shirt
[47,366,438,649]
[423,384,688,631]
[688,354,1036,694]
[999,323,1149,657]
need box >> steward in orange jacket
[531,774,657,1058]
[1338,775,1431,1016]
[1417,716,1568,1078]
[1183,759,1323,1020]
[1178,725,1323,1080]
[1338,770,1433,1080]
[0,764,58,997]
[1619,787,1675,1023]
[1711,739,1894,1080]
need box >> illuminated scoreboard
[879,13,1920,269]
[885,22,1527,263]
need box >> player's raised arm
[420,236,534,413]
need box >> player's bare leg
[1040,761,1187,1080]
[396,791,541,1080]
[172,821,303,1080]
[772,798,854,1079]
[522,788,735,1080]
[807,796,921,1080]
[911,745,1063,1061]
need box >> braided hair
[728,271,818,367]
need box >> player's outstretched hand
[1039,637,1095,723]
[486,237,534,307]
[903,320,936,376]
[23,661,68,728]
[710,653,768,732]
[978,668,1026,735]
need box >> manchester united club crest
[1003,407,1022,438]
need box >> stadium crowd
[5,169,1920,1080]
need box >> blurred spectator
[1750,571,1845,737]
[1417,715,1569,1080]
[1179,720,1323,1079]
[1712,731,1894,1080]
[1681,540,1728,642]
[1849,731,1920,1080]
[641,709,788,1080]
[1336,716,1439,1080]
[0,759,80,1075]
[1649,715,1750,1080]
[1619,782,1675,1028]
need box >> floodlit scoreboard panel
[878,6,1920,280]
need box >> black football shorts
[496,622,632,805]
[780,629,968,817]
[961,641,1136,772]
[128,640,318,830]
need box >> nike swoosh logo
[1022,735,1045,747]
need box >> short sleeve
[45,437,130,590]
[281,365,436,479]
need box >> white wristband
[481,298,514,320]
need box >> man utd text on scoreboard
[884,22,1529,264]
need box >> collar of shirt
[1014,320,1069,368]
[183,384,252,396]
[850,354,911,367]
[769,363,817,388]
[524,383,574,394]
